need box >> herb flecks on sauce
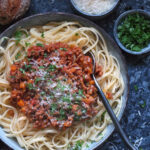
[9,42,103,130]
[118,13,150,52]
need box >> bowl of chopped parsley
[114,9,150,55]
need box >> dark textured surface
[0,0,150,150]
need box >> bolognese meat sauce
[9,42,103,130]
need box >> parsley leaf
[25,42,31,47]
[24,64,31,70]
[62,96,71,103]
[58,109,66,120]
[101,111,106,122]
[14,30,28,45]
[19,68,25,74]
[44,53,47,58]
[75,33,79,36]
[26,83,35,90]
[78,89,84,96]
[36,43,44,47]
[90,140,96,144]
[14,30,23,45]
[41,32,45,38]
[73,140,84,150]
[60,48,67,51]
[35,78,42,84]
[47,65,56,72]
[15,52,21,60]
[134,85,138,92]
[140,101,146,108]
[50,104,57,113]
[41,91,46,96]
[39,66,45,69]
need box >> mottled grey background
[0,0,150,150]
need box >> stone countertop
[0,0,150,150]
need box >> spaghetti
[0,22,124,150]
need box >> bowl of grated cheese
[70,0,120,20]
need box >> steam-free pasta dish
[73,0,117,15]
[0,22,124,150]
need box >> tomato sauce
[9,42,103,130]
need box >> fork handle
[93,75,138,150]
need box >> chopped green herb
[81,108,87,114]
[41,32,45,38]
[26,83,35,90]
[60,109,65,115]
[50,95,54,99]
[68,105,72,109]
[86,144,89,148]
[14,30,28,45]
[90,140,96,144]
[75,95,82,101]
[63,78,67,81]
[50,103,57,113]
[74,112,80,121]
[140,101,146,108]
[49,93,54,99]
[41,91,46,96]
[98,132,103,137]
[31,68,36,72]
[60,47,67,51]
[57,82,66,91]
[35,78,42,84]
[47,80,52,83]
[118,13,150,52]
[3,37,8,41]
[44,73,50,78]
[75,33,79,36]
[72,140,84,150]
[83,75,85,80]
[25,52,29,58]
[62,96,71,103]
[25,42,31,47]
[24,64,31,70]
[47,65,56,72]
[24,32,29,37]
[101,111,106,122]
[58,109,66,120]
[39,66,45,69]
[67,144,71,149]
[22,47,25,51]
[78,89,84,96]
[58,115,66,120]
[14,30,23,45]
[44,53,47,58]
[73,93,76,97]
[36,43,44,47]
[134,85,138,92]
[10,75,15,78]
[19,68,25,74]
[15,52,21,60]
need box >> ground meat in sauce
[9,42,103,130]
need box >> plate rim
[0,12,129,150]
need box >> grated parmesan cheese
[73,0,117,15]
